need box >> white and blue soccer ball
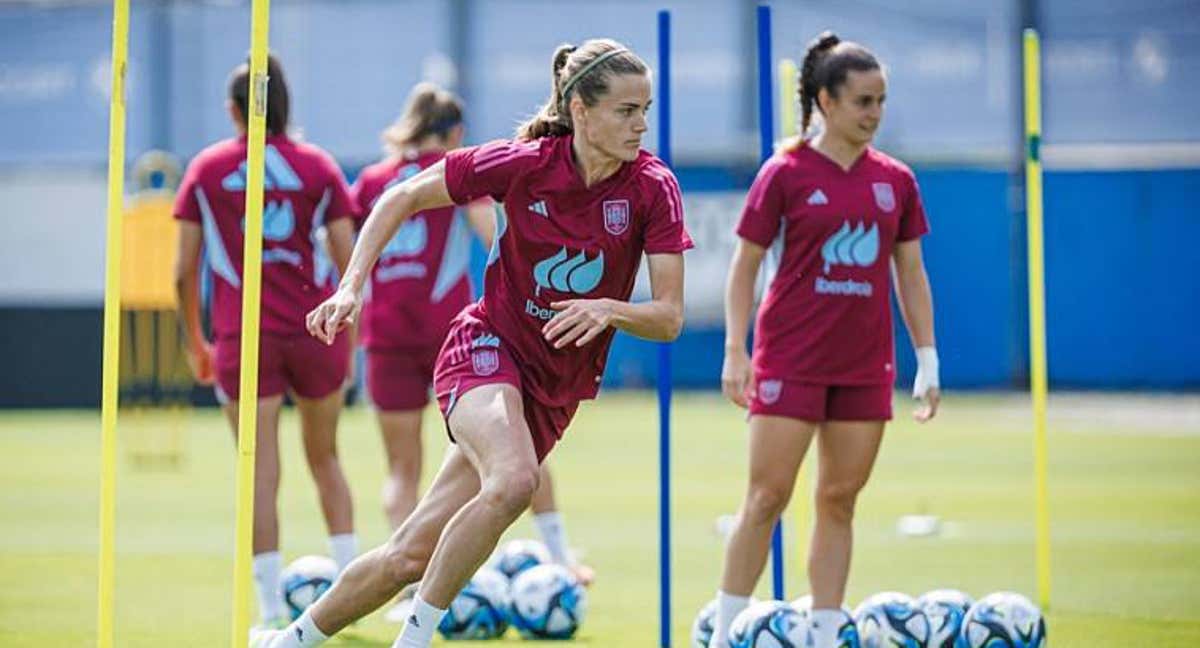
[917,589,974,648]
[729,600,812,648]
[489,539,552,581]
[853,592,930,648]
[789,596,860,648]
[691,598,719,647]
[280,555,338,621]
[437,567,511,640]
[508,563,587,639]
[958,592,1046,648]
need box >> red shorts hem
[748,379,893,422]
[366,347,437,411]
[215,332,348,401]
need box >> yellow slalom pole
[231,0,271,644]
[97,1,129,646]
[1023,28,1052,612]
[779,59,798,143]
[778,57,810,593]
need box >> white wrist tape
[913,346,940,399]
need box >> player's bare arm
[307,161,455,344]
[543,252,684,348]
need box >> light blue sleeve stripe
[195,186,241,288]
[430,212,471,304]
[312,187,335,286]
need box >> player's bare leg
[808,420,884,606]
[250,446,481,647]
[377,407,425,622]
[295,390,356,572]
[379,408,424,527]
[807,420,884,648]
[393,383,542,647]
[224,395,287,627]
[710,415,816,648]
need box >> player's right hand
[306,287,361,346]
[187,341,215,386]
[721,347,753,409]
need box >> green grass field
[1,392,1198,646]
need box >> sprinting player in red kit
[709,32,941,648]
[350,82,593,624]
[253,38,691,648]
[173,54,360,630]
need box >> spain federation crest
[471,349,500,376]
[757,379,783,405]
[872,182,896,212]
[602,199,630,236]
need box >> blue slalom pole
[657,11,673,647]
[756,2,787,603]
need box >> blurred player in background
[710,33,940,648]
[255,38,690,648]
[350,82,593,623]
[173,54,360,630]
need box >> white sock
[810,608,843,648]
[392,595,447,648]
[328,533,358,574]
[533,511,571,564]
[269,611,330,648]
[710,591,750,648]
[252,551,286,623]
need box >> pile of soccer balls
[692,589,1046,648]
[438,539,587,641]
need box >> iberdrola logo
[820,220,879,274]
[532,247,604,297]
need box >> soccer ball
[916,589,974,648]
[508,563,587,639]
[853,592,930,648]
[958,592,1046,648]
[437,567,511,640]
[489,539,552,581]
[729,600,812,648]
[691,598,719,647]
[788,597,860,648]
[280,555,338,621]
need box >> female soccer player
[351,82,593,623]
[253,38,690,648]
[708,33,940,648]
[173,54,360,630]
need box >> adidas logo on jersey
[807,189,828,206]
[529,200,549,217]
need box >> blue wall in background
[1042,170,1200,388]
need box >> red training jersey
[736,144,929,385]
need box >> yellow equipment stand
[120,151,191,470]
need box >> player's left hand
[543,299,615,349]
[914,386,940,422]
